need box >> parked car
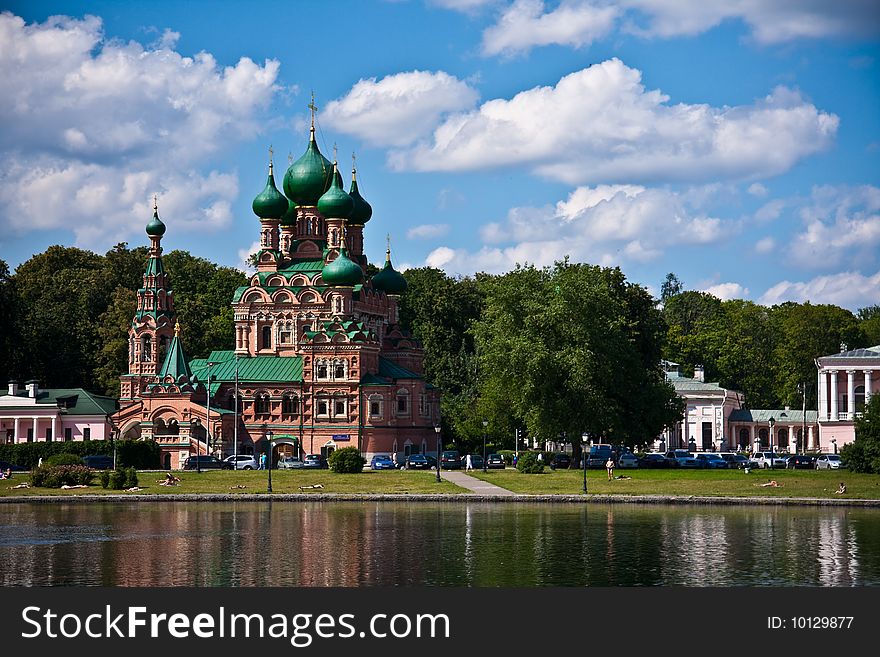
[81,454,114,470]
[638,453,670,469]
[786,454,815,470]
[440,450,461,470]
[663,450,695,467]
[0,459,28,472]
[425,455,438,469]
[815,454,844,470]
[694,453,728,469]
[549,453,572,470]
[587,444,615,468]
[405,454,431,470]
[370,454,396,470]
[182,455,228,470]
[277,455,304,469]
[223,455,257,470]
[462,454,484,470]
[616,452,640,469]
[752,452,787,469]
[302,454,329,469]
[719,453,750,469]
[486,453,505,469]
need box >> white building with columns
[816,345,878,452]
[0,380,117,444]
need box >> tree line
[2,246,877,456]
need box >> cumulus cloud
[321,71,479,147]
[748,182,768,197]
[237,240,262,273]
[428,0,497,12]
[407,223,451,239]
[701,282,750,300]
[760,271,880,310]
[754,237,776,254]
[0,12,281,248]
[388,59,838,185]
[481,0,620,56]
[430,183,736,274]
[790,185,880,269]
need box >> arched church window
[255,393,270,416]
[142,335,152,362]
[261,326,272,350]
[316,360,329,380]
[334,360,346,380]
[282,394,299,416]
[395,390,410,416]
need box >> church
[113,109,440,470]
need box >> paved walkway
[439,469,518,496]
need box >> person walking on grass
[606,457,615,480]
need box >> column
[808,425,815,451]
[13,417,20,443]
[52,416,58,442]
[865,371,873,406]
[847,370,856,419]
[32,417,38,443]
[830,370,838,421]
[818,370,826,421]
[750,424,755,449]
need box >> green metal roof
[666,372,728,392]
[378,357,422,380]
[0,388,118,416]
[729,409,819,423]
[190,353,304,384]
[157,335,193,381]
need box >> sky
[1,0,879,311]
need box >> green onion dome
[322,247,364,287]
[371,248,407,295]
[252,162,289,219]
[280,198,298,227]
[317,162,354,219]
[349,169,373,225]
[283,128,333,206]
[146,199,166,236]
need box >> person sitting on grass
[159,472,180,486]
[835,482,847,494]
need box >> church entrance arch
[272,435,300,461]
[321,440,335,459]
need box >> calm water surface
[1,501,878,586]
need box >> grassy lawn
[470,467,880,499]
[0,468,465,497]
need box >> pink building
[113,119,439,469]
[816,344,879,452]
[0,380,116,443]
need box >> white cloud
[754,198,786,222]
[748,182,768,197]
[755,237,776,254]
[407,223,451,239]
[0,12,281,249]
[621,0,880,44]
[237,241,261,273]
[701,282,750,300]
[389,59,838,185]
[790,185,880,269]
[430,183,736,274]
[428,0,497,12]
[481,0,620,56]
[321,71,479,147]
[760,271,880,310]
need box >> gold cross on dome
[352,152,357,174]
[153,194,158,211]
[308,91,318,129]
[268,144,274,172]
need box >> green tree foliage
[660,272,683,302]
[474,261,683,454]
[858,305,880,346]
[328,446,366,473]
[841,396,880,473]
[0,259,14,384]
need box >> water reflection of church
[113,110,440,469]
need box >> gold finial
[333,142,338,164]
[288,151,293,165]
[308,91,318,133]
[153,194,158,212]
[268,144,274,174]
[352,152,357,179]
[174,321,181,337]
[386,233,391,261]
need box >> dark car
[787,454,815,470]
[462,454,484,470]
[370,454,396,470]
[425,455,437,469]
[82,455,114,470]
[182,455,228,470]
[302,454,328,469]
[486,453,505,469]
[405,454,431,470]
[638,453,669,469]
[0,459,29,472]
[440,450,461,470]
[694,453,728,469]
[549,453,572,470]
[719,453,750,469]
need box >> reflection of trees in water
[1,503,878,586]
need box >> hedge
[0,440,160,469]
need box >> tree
[0,259,15,384]
[858,305,880,346]
[841,395,880,473]
[660,272,683,302]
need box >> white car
[751,452,787,469]
[617,452,640,468]
[224,455,257,470]
[815,454,843,470]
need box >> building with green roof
[114,106,439,468]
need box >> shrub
[0,439,161,470]
[30,465,94,488]
[516,452,545,474]
[498,450,516,466]
[44,453,84,467]
[123,467,138,489]
[107,469,126,490]
[328,447,365,474]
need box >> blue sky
[2,0,879,310]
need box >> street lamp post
[434,424,442,483]
[581,433,589,494]
[266,428,273,493]
[192,418,202,473]
[482,419,488,473]
[768,416,775,462]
